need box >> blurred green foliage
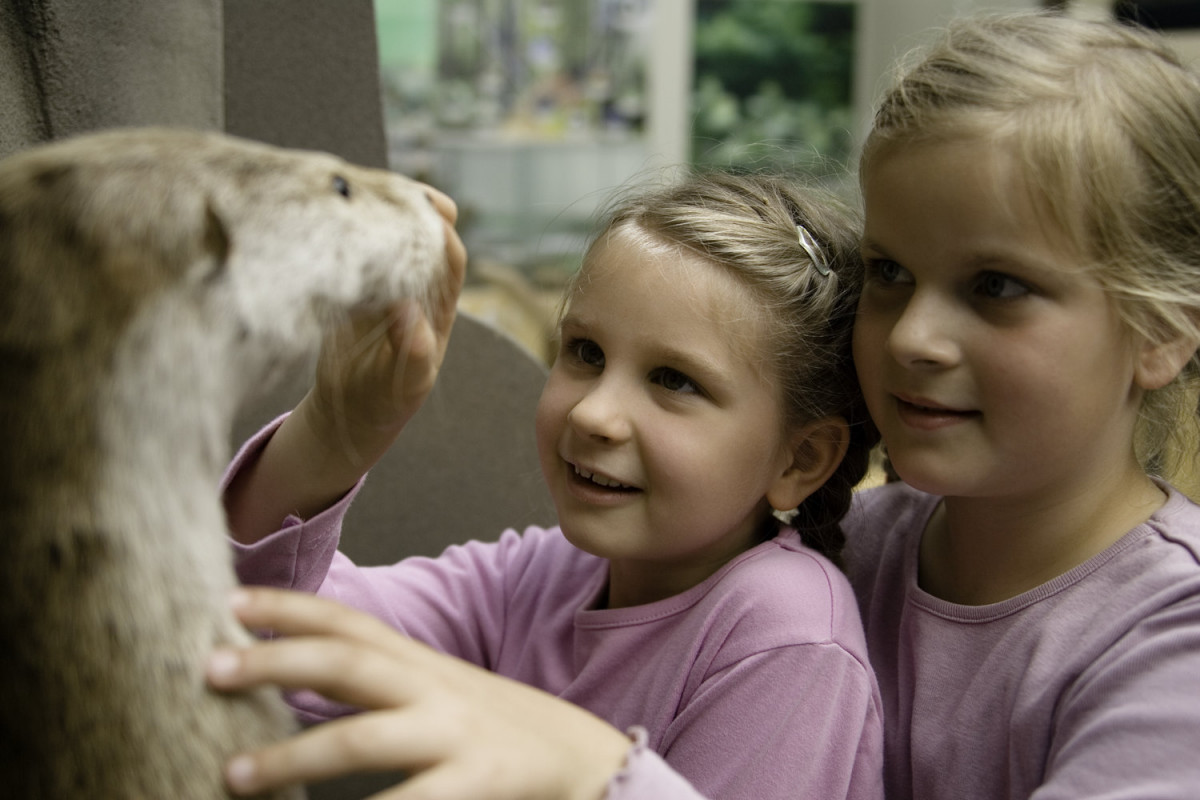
[692,0,856,176]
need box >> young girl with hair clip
[211,171,884,800]
[210,11,1200,799]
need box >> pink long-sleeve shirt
[604,479,1200,800]
[228,423,884,800]
[844,480,1200,800]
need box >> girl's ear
[767,417,850,512]
[1135,334,1200,391]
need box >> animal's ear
[1135,333,1200,391]
[194,202,230,283]
[766,417,850,512]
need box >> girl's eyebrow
[654,344,729,384]
[558,311,594,333]
[859,234,891,255]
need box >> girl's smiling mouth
[570,463,640,493]
[893,394,980,430]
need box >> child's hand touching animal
[304,186,466,461]
[224,187,466,544]
[208,588,631,800]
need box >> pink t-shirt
[844,480,1200,800]
[228,426,884,800]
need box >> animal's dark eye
[332,175,351,198]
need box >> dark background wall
[0,0,387,166]
[223,0,389,167]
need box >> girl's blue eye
[977,272,1029,299]
[569,338,605,368]
[651,367,700,395]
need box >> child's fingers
[382,219,463,378]
[220,683,584,800]
[215,589,583,722]
[443,216,467,289]
[212,591,630,800]
[384,300,436,366]
[227,588,408,651]
[429,216,466,342]
[422,184,458,226]
[421,181,467,327]
[226,588,453,673]
[223,711,445,796]
[208,636,422,711]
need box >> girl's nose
[886,292,960,369]
[567,380,633,443]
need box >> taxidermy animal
[0,127,447,798]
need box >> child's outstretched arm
[208,588,648,800]
[225,189,466,545]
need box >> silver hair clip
[796,224,831,277]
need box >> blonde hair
[564,171,878,565]
[862,11,1200,480]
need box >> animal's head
[0,127,447,368]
